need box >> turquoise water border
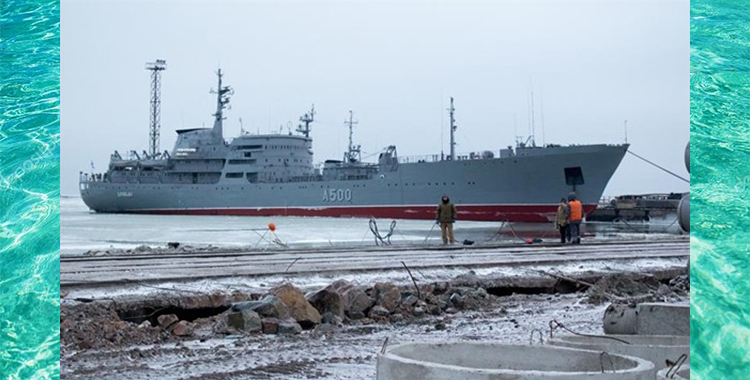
[690,0,750,379]
[0,0,748,379]
[0,0,61,379]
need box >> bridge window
[233,144,263,150]
[228,159,256,165]
[226,172,243,178]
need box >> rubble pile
[223,280,492,336]
[61,269,688,354]
[585,272,689,304]
[60,302,171,353]
[668,274,690,292]
[62,277,493,352]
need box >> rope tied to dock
[627,150,689,183]
[251,226,288,248]
[369,219,397,246]
[615,216,680,234]
[421,222,439,245]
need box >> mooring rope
[616,217,680,234]
[369,219,397,246]
[627,150,689,183]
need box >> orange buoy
[268,222,277,232]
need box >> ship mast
[146,59,166,158]
[449,97,457,161]
[210,68,233,143]
[296,105,315,138]
[344,110,361,163]
[530,89,536,147]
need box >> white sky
[61,0,689,196]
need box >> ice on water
[61,196,682,256]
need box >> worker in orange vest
[567,194,583,244]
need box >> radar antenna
[296,105,315,138]
[146,59,167,157]
[344,110,361,163]
[210,68,233,142]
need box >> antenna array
[146,59,167,157]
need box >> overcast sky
[61,0,689,196]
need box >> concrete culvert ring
[377,342,655,379]
[548,334,689,378]
[678,194,690,233]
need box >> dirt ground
[61,269,689,380]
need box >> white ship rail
[398,151,497,164]
[80,172,107,183]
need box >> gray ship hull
[80,144,627,222]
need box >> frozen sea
[61,196,683,256]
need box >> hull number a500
[323,188,352,202]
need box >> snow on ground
[62,292,632,380]
[63,256,687,301]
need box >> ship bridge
[222,134,315,183]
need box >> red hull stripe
[130,204,598,223]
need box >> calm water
[0,0,60,379]
[690,0,750,378]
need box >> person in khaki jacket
[556,198,570,244]
[436,195,457,244]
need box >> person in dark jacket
[436,195,457,244]
[556,198,570,244]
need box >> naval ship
[80,70,629,222]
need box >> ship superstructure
[80,69,628,222]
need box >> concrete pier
[61,239,688,289]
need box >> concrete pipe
[603,303,690,337]
[377,342,654,380]
[680,141,690,233]
[678,194,690,233]
[603,304,639,335]
[657,364,690,379]
[548,334,689,378]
